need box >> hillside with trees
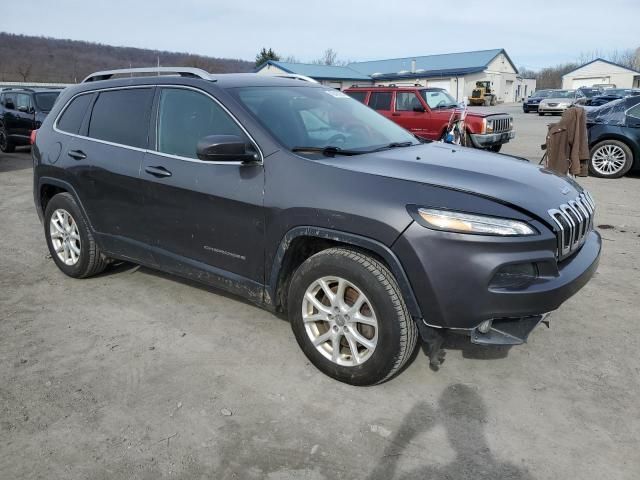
[0,32,253,83]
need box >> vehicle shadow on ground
[365,384,535,480]
[441,332,513,360]
[0,150,32,173]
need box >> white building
[256,49,536,102]
[562,59,640,89]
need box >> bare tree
[17,62,32,82]
[313,48,338,66]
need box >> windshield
[579,88,600,97]
[605,89,630,96]
[34,92,60,112]
[550,90,575,99]
[533,90,553,98]
[419,89,457,109]
[232,86,418,152]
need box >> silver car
[538,90,577,115]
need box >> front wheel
[589,140,633,178]
[288,248,418,385]
[488,144,502,153]
[0,127,15,153]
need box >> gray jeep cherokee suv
[32,67,601,385]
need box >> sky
[1,0,638,70]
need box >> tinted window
[34,92,60,112]
[57,94,93,134]
[88,88,153,148]
[368,92,392,111]
[3,93,16,109]
[156,88,245,159]
[346,91,367,103]
[395,92,423,111]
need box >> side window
[156,88,246,159]
[346,91,367,103]
[15,93,32,111]
[395,92,423,111]
[57,94,93,134]
[368,92,392,111]
[88,88,153,148]
[627,104,640,120]
[4,93,16,109]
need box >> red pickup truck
[345,86,514,152]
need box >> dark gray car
[32,68,601,385]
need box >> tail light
[30,129,37,145]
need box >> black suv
[0,87,61,152]
[32,68,601,385]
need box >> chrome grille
[490,116,511,133]
[548,192,595,261]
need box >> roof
[563,58,640,76]
[256,61,371,80]
[347,49,516,77]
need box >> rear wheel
[44,193,109,278]
[490,95,497,106]
[589,140,633,178]
[288,248,418,385]
[0,126,15,153]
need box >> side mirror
[412,105,426,112]
[196,135,259,163]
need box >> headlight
[417,208,537,236]
[486,120,494,134]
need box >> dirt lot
[1,104,639,479]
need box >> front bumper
[538,104,570,113]
[469,130,515,148]
[393,223,601,330]
[523,102,540,111]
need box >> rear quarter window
[57,94,94,134]
[88,88,154,148]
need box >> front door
[392,91,430,138]
[140,86,265,287]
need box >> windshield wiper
[366,141,417,153]
[291,146,364,157]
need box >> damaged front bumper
[469,130,515,148]
[470,313,551,346]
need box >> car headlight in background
[486,120,494,133]
[417,208,537,236]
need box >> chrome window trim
[52,84,264,166]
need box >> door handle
[392,113,401,116]
[67,150,87,160]
[145,165,172,178]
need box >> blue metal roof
[256,49,516,82]
[347,49,514,77]
[257,61,371,80]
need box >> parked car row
[524,87,640,115]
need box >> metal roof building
[256,49,535,103]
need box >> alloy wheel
[49,208,81,266]
[592,144,627,176]
[302,276,378,366]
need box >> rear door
[139,86,265,286]
[62,87,153,249]
[393,91,429,137]
[14,93,36,138]
[367,91,393,120]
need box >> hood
[318,142,582,222]
[540,97,573,104]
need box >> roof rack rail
[82,67,215,83]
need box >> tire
[523,107,529,113]
[44,192,109,278]
[483,98,490,106]
[288,247,418,386]
[538,112,545,116]
[589,140,634,179]
[0,126,15,153]
[490,96,497,106]
[488,144,502,153]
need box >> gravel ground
[1,107,639,479]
